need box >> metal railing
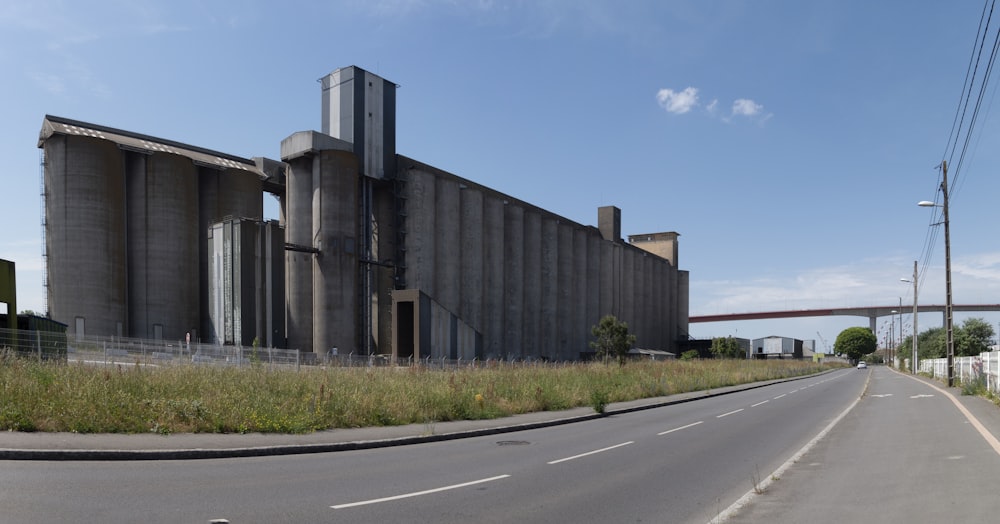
[920,351,1000,393]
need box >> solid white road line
[658,421,703,436]
[547,441,634,465]
[331,475,511,509]
[710,370,870,523]
[900,372,1000,457]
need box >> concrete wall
[395,157,684,360]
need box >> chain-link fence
[0,326,68,360]
[65,334,302,369]
[326,353,574,369]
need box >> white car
[857,361,868,369]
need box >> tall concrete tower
[320,66,396,179]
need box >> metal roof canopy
[38,115,269,179]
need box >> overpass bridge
[689,304,1000,333]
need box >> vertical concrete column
[540,216,558,359]
[622,248,636,333]
[128,153,199,341]
[556,222,574,360]
[632,252,646,348]
[677,270,690,352]
[573,228,588,356]
[522,211,541,359]
[482,196,505,358]
[664,262,676,350]
[434,178,461,314]
[586,233,602,331]
[124,152,148,337]
[284,155,314,352]
[504,204,524,359]
[313,149,359,357]
[459,187,484,359]
[651,260,666,350]
[407,169,436,293]
[642,255,655,348]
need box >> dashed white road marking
[547,441,634,465]
[658,421,703,436]
[911,394,934,399]
[331,475,511,509]
[751,400,769,407]
[717,409,744,418]
[871,394,893,398]
[773,394,787,400]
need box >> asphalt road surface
[0,368,920,523]
[0,369,876,524]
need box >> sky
[3,0,1000,351]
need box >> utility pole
[942,160,955,387]
[911,261,918,374]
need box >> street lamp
[901,261,918,374]
[918,160,955,387]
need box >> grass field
[0,354,841,434]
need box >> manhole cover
[496,440,530,446]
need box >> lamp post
[890,310,897,365]
[918,159,955,387]
[897,297,903,366]
[901,261,918,374]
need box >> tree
[956,317,994,356]
[590,315,636,365]
[833,327,877,363]
[710,336,745,359]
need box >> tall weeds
[0,358,835,434]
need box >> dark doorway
[397,301,414,359]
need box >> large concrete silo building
[38,65,689,359]
[39,117,273,342]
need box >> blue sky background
[3,0,1000,350]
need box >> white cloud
[656,87,699,114]
[731,98,763,117]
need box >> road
[0,369,869,523]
